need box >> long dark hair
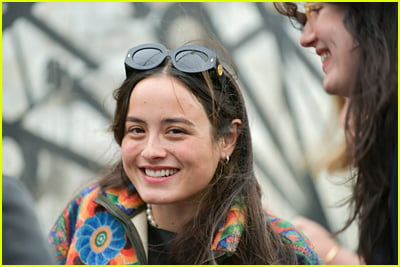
[274,3,397,264]
[99,45,298,264]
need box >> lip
[316,48,331,74]
[322,56,331,74]
[143,175,172,184]
[315,47,329,56]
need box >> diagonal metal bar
[3,120,103,177]
[26,14,99,69]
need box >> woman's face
[121,74,223,205]
[300,3,359,96]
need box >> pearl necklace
[146,203,159,228]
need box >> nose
[141,136,168,160]
[300,22,317,47]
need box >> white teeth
[145,168,178,178]
[320,52,331,63]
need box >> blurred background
[3,2,357,250]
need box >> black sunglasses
[124,43,224,78]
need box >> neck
[150,203,197,233]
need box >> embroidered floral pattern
[49,183,321,264]
[211,197,246,252]
[103,184,144,215]
[269,214,322,264]
[75,212,126,264]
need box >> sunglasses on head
[124,43,224,78]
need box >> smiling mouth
[320,52,331,64]
[144,168,179,178]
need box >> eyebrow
[162,117,195,127]
[125,116,196,127]
[126,117,145,124]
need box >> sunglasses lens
[175,50,211,73]
[132,48,165,69]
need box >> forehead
[128,74,207,118]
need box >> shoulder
[266,213,324,265]
[2,175,31,203]
[49,183,110,263]
[3,176,56,264]
[3,176,39,218]
[50,183,101,226]
[58,183,101,219]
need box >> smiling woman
[274,2,397,265]
[121,74,223,214]
[48,41,322,264]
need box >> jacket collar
[101,183,246,253]
[101,182,145,216]
[211,197,246,253]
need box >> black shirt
[148,223,176,264]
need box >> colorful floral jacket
[48,183,322,264]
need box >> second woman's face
[300,3,359,96]
[121,74,222,205]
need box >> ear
[219,119,242,160]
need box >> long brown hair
[99,44,298,264]
[274,3,397,264]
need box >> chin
[323,79,340,96]
[323,77,350,97]
[140,194,172,205]
[324,86,349,97]
[322,84,336,95]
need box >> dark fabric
[370,141,398,265]
[2,175,56,265]
[148,223,176,264]
[391,142,397,264]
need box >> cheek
[340,49,359,93]
[121,139,138,163]
[121,139,128,157]
[186,139,219,160]
[120,144,130,170]
[349,49,359,73]
[176,141,219,170]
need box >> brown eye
[167,128,186,135]
[309,5,323,14]
[127,127,144,134]
[304,3,323,17]
[304,3,324,29]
